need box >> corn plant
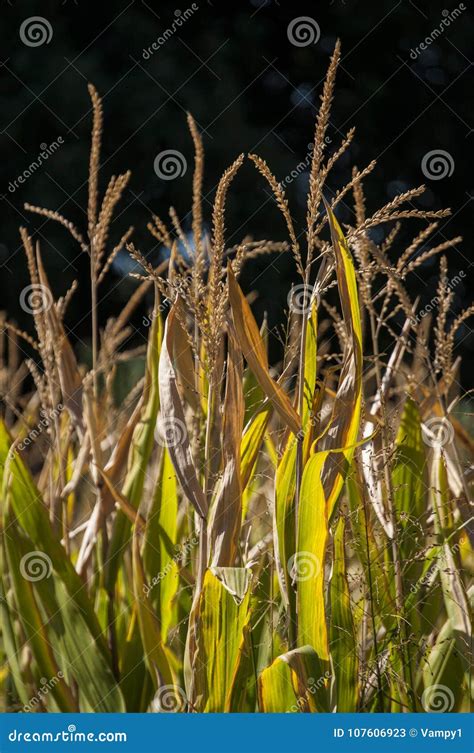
[1,42,472,714]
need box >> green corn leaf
[420,586,474,711]
[302,302,318,431]
[258,645,330,712]
[320,203,363,520]
[330,516,358,711]
[49,578,126,712]
[118,611,154,712]
[5,521,126,712]
[296,451,330,660]
[0,423,106,657]
[132,530,177,695]
[346,465,392,631]
[274,435,297,612]
[431,448,471,658]
[250,555,277,681]
[0,574,31,708]
[421,616,465,712]
[105,295,163,593]
[392,398,427,584]
[241,408,271,492]
[3,525,77,712]
[143,448,179,642]
[192,567,251,711]
[225,623,256,712]
[242,315,268,426]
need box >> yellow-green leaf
[3,525,77,712]
[0,423,107,657]
[274,435,297,612]
[320,203,362,519]
[296,451,330,660]
[392,397,427,580]
[330,516,358,711]
[228,265,301,435]
[132,531,177,693]
[258,645,330,712]
[143,448,179,642]
[192,567,251,711]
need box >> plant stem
[90,246,98,400]
[368,309,415,709]
[359,458,384,711]
[293,280,310,650]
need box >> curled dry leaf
[228,264,301,436]
[208,322,244,566]
[159,301,207,519]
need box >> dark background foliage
[1,0,472,383]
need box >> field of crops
[1,43,472,714]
